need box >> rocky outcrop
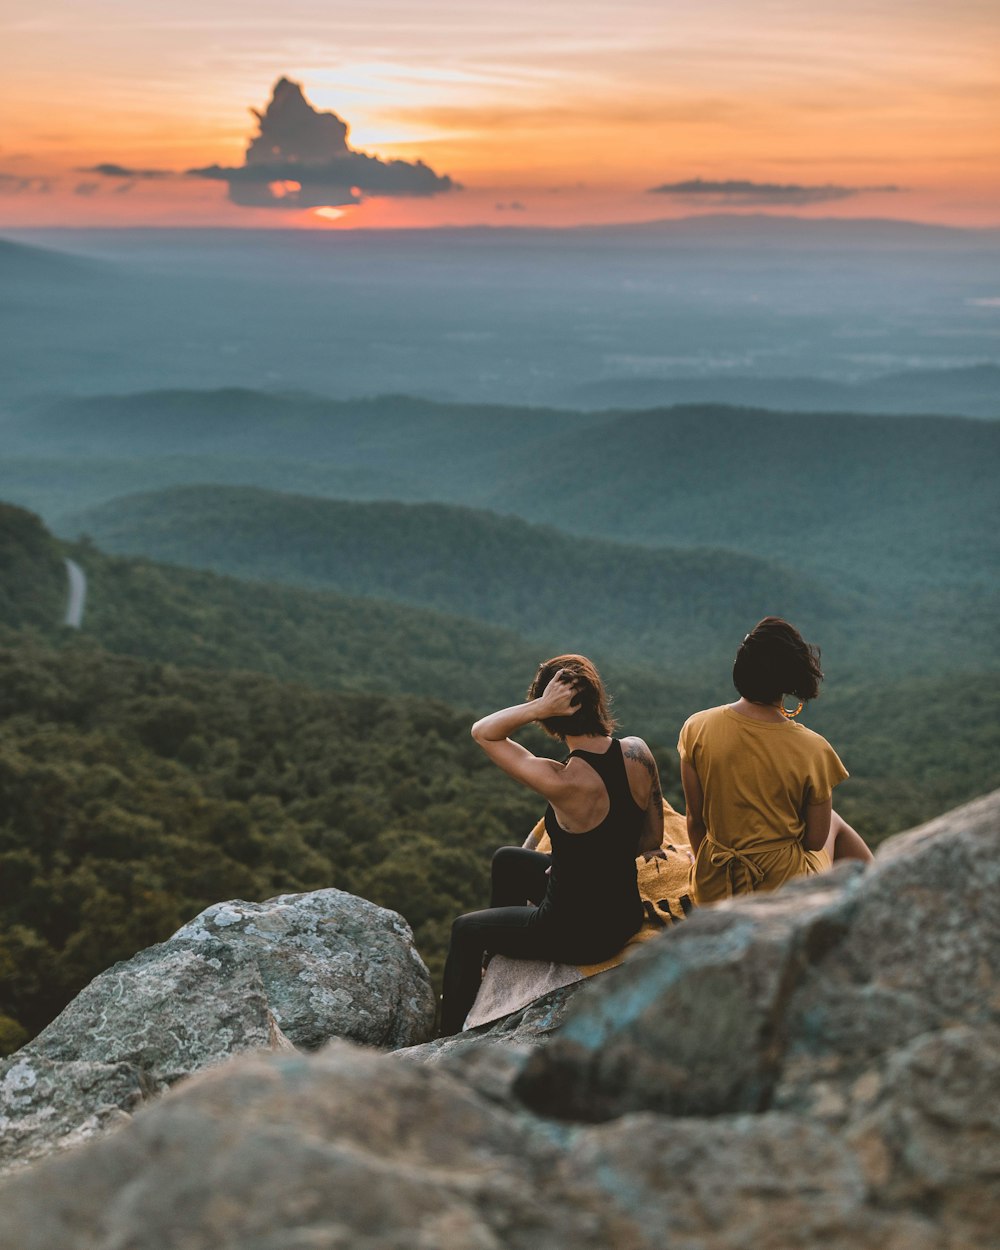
[0,792,996,1247]
[171,888,436,1050]
[0,1041,959,1250]
[0,889,433,1175]
[514,789,1000,1126]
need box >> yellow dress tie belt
[704,832,798,898]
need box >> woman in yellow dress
[678,616,872,904]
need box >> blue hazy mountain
[2,217,997,409]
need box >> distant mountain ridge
[67,485,844,673]
[0,238,103,281]
[566,364,1000,418]
[0,499,703,737]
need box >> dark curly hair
[732,617,824,705]
[528,653,618,741]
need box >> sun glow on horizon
[1,0,998,228]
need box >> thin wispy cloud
[0,172,53,195]
[648,178,902,206]
[187,78,460,209]
[82,163,173,180]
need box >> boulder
[844,1024,1000,1230]
[0,1042,638,1250]
[773,787,1000,1115]
[0,1057,144,1175]
[0,937,289,1175]
[513,866,861,1120]
[398,979,587,1106]
[560,1111,941,1250]
[171,888,436,1050]
[0,887,434,1175]
[0,1038,952,1250]
[0,795,995,1248]
[515,789,1000,1123]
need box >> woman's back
[679,704,847,902]
[539,738,645,947]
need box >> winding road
[63,558,87,628]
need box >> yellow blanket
[523,799,695,976]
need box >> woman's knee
[491,845,522,872]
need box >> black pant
[440,846,557,1036]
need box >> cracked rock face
[514,790,1000,1127]
[0,1041,960,1250]
[0,794,996,1247]
[171,888,436,1051]
[0,889,433,1176]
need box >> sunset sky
[2,0,998,229]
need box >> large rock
[398,980,587,1107]
[560,1112,940,1250]
[773,788,1000,1115]
[0,1043,631,1250]
[171,888,435,1050]
[0,937,288,1174]
[0,1057,144,1174]
[513,867,861,1120]
[0,796,995,1248]
[0,888,434,1175]
[515,789,1000,1123]
[0,1039,951,1250]
[844,1024,1000,1229]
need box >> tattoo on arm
[623,737,663,807]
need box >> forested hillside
[0,641,549,1051]
[6,393,997,579]
[489,406,999,588]
[0,503,68,630]
[0,504,704,731]
[68,486,843,674]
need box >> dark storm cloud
[82,163,173,179]
[187,78,459,209]
[647,178,901,206]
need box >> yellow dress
[677,705,848,904]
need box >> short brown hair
[528,653,617,740]
[732,617,824,704]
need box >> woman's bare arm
[680,756,707,858]
[802,793,833,852]
[471,670,580,802]
[622,737,665,854]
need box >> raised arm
[622,737,665,854]
[471,670,581,802]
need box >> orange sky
[1,0,998,228]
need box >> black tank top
[535,738,644,956]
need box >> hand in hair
[533,669,581,719]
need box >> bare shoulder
[620,736,661,806]
[621,735,657,770]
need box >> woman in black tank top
[439,654,664,1036]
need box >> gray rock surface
[398,980,586,1106]
[515,790,1000,1124]
[0,888,433,1175]
[0,1057,144,1174]
[0,1040,951,1250]
[171,888,435,1049]
[0,938,289,1175]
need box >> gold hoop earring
[779,700,804,720]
